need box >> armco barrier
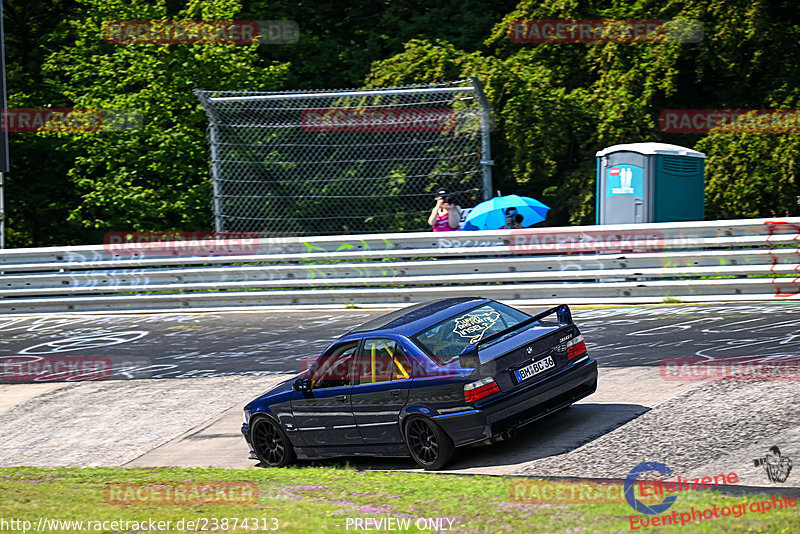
[0,218,798,313]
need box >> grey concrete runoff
[0,366,698,473]
[0,375,290,467]
[0,382,67,414]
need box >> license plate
[513,355,555,383]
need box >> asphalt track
[1,302,799,378]
[0,302,798,490]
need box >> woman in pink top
[427,187,461,232]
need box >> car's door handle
[390,389,401,400]
[336,395,348,403]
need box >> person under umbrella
[462,194,550,231]
[502,207,524,229]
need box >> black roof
[347,297,490,337]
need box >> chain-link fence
[195,78,492,236]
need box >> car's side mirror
[293,378,311,392]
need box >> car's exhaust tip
[487,427,518,443]
[499,427,517,440]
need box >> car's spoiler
[458,304,573,368]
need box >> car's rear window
[412,301,530,363]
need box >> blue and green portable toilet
[595,142,705,224]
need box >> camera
[434,187,452,203]
[754,445,782,467]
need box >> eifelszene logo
[624,462,678,515]
[625,461,740,518]
[753,446,793,483]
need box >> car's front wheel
[250,415,296,468]
[404,416,454,470]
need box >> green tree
[240,0,517,89]
[6,0,800,246]
[41,0,289,234]
[672,0,800,219]
[3,0,85,246]
[367,0,800,224]
[699,130,799,219]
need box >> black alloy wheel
[250,416,296,468]
[405,416,454,470]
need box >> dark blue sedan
[242,297,597,470]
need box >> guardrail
[1,218,798,313]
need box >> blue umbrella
[462,194,550,230]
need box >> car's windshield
[412,301,531,364]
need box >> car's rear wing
[458,304,573,368]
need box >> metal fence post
[470,77,493,202]
[195,92,223,233]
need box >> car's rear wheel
[250,416,296,468]
[404,416,454,470]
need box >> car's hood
[246,375,297,409]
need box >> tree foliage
[367,0,800,224]
[3,0,799,246]
[39,0,288,236]
[3,0,85,245]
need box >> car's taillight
[566,335,587,360]
[464,377,500,403]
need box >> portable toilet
[595,142,705,224]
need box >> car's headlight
[243,409,251,424]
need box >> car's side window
[356,338,413,385]
[311,342,358,389]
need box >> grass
[1,466,798,533]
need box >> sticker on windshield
[453,310,500,343]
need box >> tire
[404,416,455,470]
[250,415,296,468]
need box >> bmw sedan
[242,297,597,470]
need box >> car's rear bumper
[432,357,598,447]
